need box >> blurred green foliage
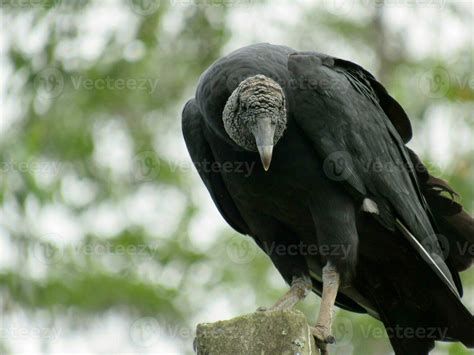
[0,1,472,354]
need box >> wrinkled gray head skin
[222,75,287,170]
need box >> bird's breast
[210,124,324,230]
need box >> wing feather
[287,52,460,297]
[182,99,250,235]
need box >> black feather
[182,43,474,352]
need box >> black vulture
[182,43,474,354]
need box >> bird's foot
[256,276,311,313]
[311,324,335,355]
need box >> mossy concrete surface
[194,309,317,354]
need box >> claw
[311,324,335,354]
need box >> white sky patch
[5,12,35,55]
[32,158,65,188]
[193,292,237,325]
[428,113,452,167]
[413,103,474,171]
[0,61,28,135]
[187,261,214,287]
[81,202,128,238]
[123,39,146,62]
[76,1,137,62]
[266,265,286,290]
[0,311,60,355]
[124,184,187,237]
[80,185,186,240]
[24,13,51,55]
[93,117,134,177]
[157,260,185,289]
[60,174,99,208]
[23,312,184,354]
[187,184,227,252]
[225,2,303,52]
[32,204,84,245]
[383,2,473,62]
[161,7,186,37]
[153,117,190,164]
[0,226,18,269]
[24,194,41,224]
[0,194,24,235]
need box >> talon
[311,324,332,342]
[311,324,335,353]
[311,325,335,355]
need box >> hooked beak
[253,117,275,171]
[257,145,273,171]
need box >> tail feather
[357,148,474,353]
[363,256,474,355]
[408,148,474,272]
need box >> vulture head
[222,75,287,171]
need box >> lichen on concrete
[194,309,316,355]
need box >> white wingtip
[362,198,379,214]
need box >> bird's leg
[269,276,312,311]
[311,262,340,355]
[258,275,312,312]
